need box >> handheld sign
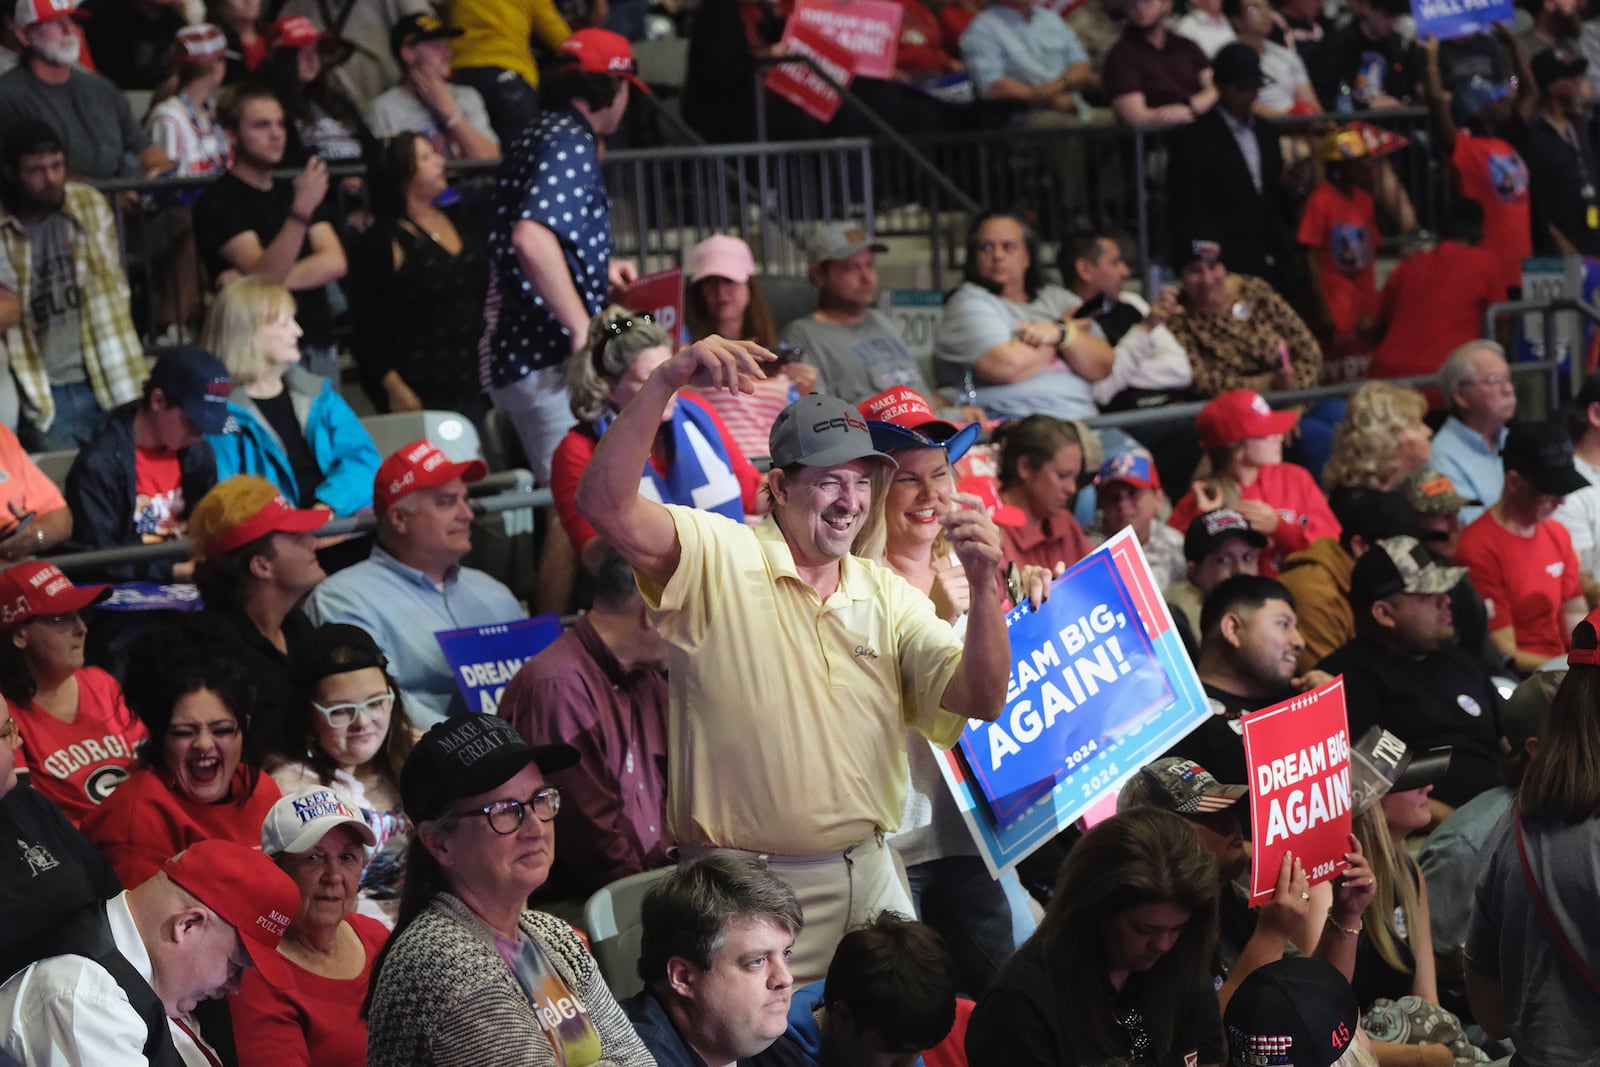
[437,615,564,714]
[790,0,904,80]
[936,528,1211,876]
[99,583,202,612]
[1240,677,1353,906]
[1409,0,1512,41]
[622,268,685,344]
[766,21,855,123]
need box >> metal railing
[46,471,546,577]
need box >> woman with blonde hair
[203,276,381,517]
[1323,382,1433,492]
[548,307,762,574]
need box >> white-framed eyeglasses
[311,689,394,728]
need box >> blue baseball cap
[1097,446,1159,490]
[1451,75,1511,123]
[147,345,231,435]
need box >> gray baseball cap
[809,220,889,266]
[1119,757,1248,815]
[768,394,896,469]
[1349,726,1452,814]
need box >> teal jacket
[207,366,380,515]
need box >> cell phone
[773,343,799,366]
[6,510,35,539]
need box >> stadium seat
[583,867,674,1000]
[359,411,483,464]
[31,448,76,491]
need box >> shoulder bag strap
[1515,817,1600,1002]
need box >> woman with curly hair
[967,807,1224,1066]
[1323,382,1433,493]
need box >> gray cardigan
[365,892,657,1067]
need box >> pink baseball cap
[685,234,756,284]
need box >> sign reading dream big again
[938,529,1212,875]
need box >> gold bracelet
[1326,915,1362,936]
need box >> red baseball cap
[1195,390,1299,450]
[13,0,78,28]
[375,439,488,512]
[859,386,979,463]
[557,28,651,93]
[267,14,329,50]
[189,476,330,559]
[958,475,1026,526]
[0,562,110,630]
[162,840,300,991]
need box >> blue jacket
[206,367,380,515]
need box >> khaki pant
[677,833,914,986]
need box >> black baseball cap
[1225,958,1360,1067]
[389,12,461,59]
[293,623,389,691]
[769,394,896,469]
[1329,487,1423,545]
[1184,508,1269,563]
[147,345,232,436]
[401,714,578,823]
[1501,421,1590,496]
[1349,725,1452,815]
[1532,48,1588,89]
[1213,42,1270,89]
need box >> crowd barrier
[44,469,545,577]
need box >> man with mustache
[576,337,1015,983]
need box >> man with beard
[193,85,346,382]
[0,120,145,450]
[1319,535,1505,818]
[0,0,173,180]
[576,342,1016,983]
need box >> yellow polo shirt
[448,0,571,88]
[639,507,968,855]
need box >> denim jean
[21,380,107,451]
[454,67,541,145]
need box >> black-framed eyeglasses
[1114,1005,1153,1063]
[458,786,561,834]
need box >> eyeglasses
[1114,1005,1153,1063]
[459,787,561,834]
[311,689,394,729]
[1465,373,1512,388]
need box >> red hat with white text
[1195,390,1299,450]
[557,28,650,93]
[14,0,77,28]
[859,386,979,462]
[163,840,300,990]
[0,562,109,630]
[374,439,487,512]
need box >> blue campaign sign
[1410,0,1512,41]
[99,583,203,612]
[938,529,1212,876]
[436,615,564,713]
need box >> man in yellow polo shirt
[575,336,1013,983]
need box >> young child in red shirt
[1297,127,1379,370]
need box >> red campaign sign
[766,20,856,123]
[621,267,684,344]
[1240,677,1354,906]
[790,0,905,80]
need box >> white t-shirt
[1257,40,1311,113]
[1172,10,1235,57]
[146,93,230,179]
[363,83,497,158]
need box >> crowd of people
[0,0,1593,1065]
